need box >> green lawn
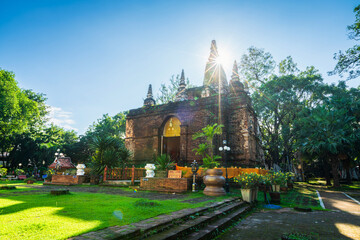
[0,188,225,240]
[231,183,325,211]
[307,178,360,191]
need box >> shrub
[0,165,7,177]
[192,124,223,169]
[155,154,175,171]
[234,173,263,189]
[269,171,287,185]
[15,169,25,176]
[23,177,36,183]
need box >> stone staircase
[70,197,251,240]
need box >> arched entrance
[161,117,181,162]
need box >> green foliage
[0,165,7,177]
[156,74,193,104]
[234,173,263,189]
[252,63,323,167]
[14,169,25,175]
[23,177,36,183]
[330,4,360,79]
[269,171,287,186]
[192,123,223,169]
[88,135,131,176]
[239,46,276,87]
[154,154,175,171]
[0,69,46,156]
[279,56,299,75]
[281,232,317,240]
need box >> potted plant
[286,172,295,189]
[269,171,286,204]
[15,169,25,176]
[235,173,260,203]
[193,123,225,196]
[270,171,286,192]
[154,154,174,178]
[24,177,36,184]
[44,169,55,183]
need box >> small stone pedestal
[50,190,69,196]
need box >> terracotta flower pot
[280,186,288,193]
[203,169,225,196]
[26,180,34,184]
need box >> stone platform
[47,175,88,185]
[140,177,191,193]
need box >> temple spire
[176,69,188,101]
[144,84,156,106]
[231,60,240,81]
[203,40,228,93]
[179,69,186,88]
[147,84,153,98]
[208,40,219,62]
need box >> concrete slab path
[219,190,360,240]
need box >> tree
[330,4,360,79]
[239,46,276,88]
[279,56,299,75]
[88,135,131,175]
[192,124,223,168]
[86,112,127,140]
[252,63,323,168]
[156,74,192,104]
[294,82,360,187]
[0,69,46,165]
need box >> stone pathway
[219,190,360,240]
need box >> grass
[230,183,325,211]
[0,189,227,240]
[307,178,360,191]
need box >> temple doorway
[161,117,181,162]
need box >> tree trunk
[331,156,340,188]
[343,157,352,184]
[322,158,332,186]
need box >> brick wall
[140,177,191,193]
[125,91,262,167]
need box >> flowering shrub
[269,171,287,185]
[285,172,295,183]
[234,173,263,189]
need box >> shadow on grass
[0,186,228,240]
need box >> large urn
[203,169,226,196]
[145,164,156,178]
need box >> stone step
[187,205,252,240]
[133,198,239,239]
[144,201,247,240]
[70,198,239,240]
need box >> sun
[215,45,233,71]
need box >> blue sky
[0,0,359,134]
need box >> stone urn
[203,169,226,196]
[145,164,156,178]
[76,164,86,176]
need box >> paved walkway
[220,190,360,240]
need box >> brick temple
[125,40,264,167]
